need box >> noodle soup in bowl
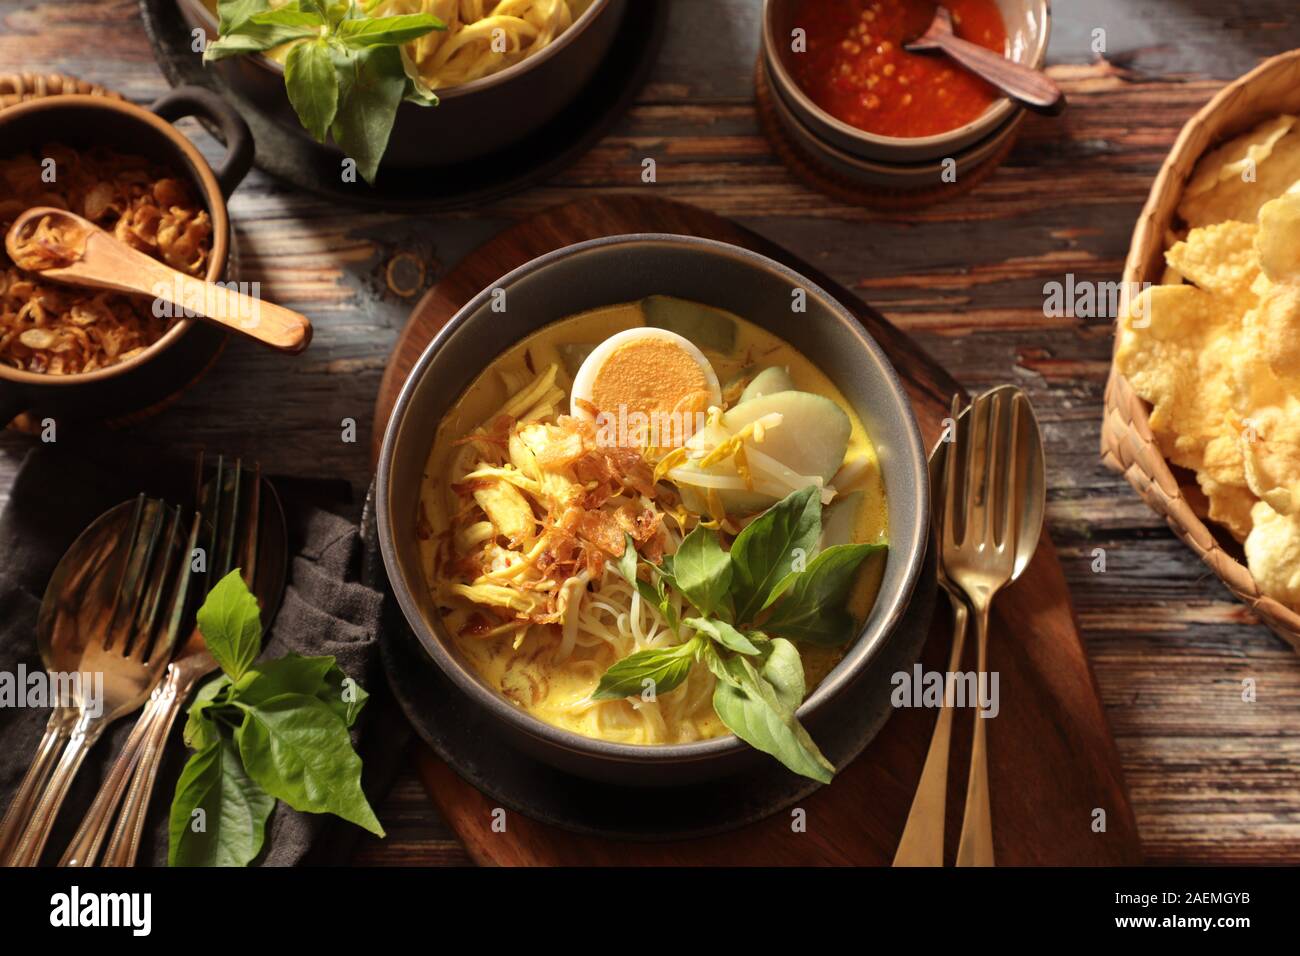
[377,235,929,785]
[178,0,627,168]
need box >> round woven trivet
[0,71,121,109]
[753,57,1017,210]
[1102,49,1300,650]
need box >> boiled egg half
[569,327,721,444]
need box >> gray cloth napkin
[0,443,405,866]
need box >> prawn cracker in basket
[1117,114,1300,613]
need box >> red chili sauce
[787,0,1008,138]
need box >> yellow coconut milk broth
[418,301,888,744]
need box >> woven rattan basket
[1102,48,1300,651]
[0,72,120,110]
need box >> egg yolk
[589,338,712,423]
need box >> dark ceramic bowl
[0,87,253,426]
[377,234,929,785]
[177,0,627,168]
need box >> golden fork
[893,395,972,867]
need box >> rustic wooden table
[2,0,1298,866]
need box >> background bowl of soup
[177,0,627,169]
[377,234,929,785]
[762,0,1051,163]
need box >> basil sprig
[169,570,383,867]
[204,0,446,184]
[594,489,887,783]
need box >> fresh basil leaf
[168,737,274,867]
[401,47,439,107]
[658,552,675,579]
[217,0,269,33]
[760,637,805,713]
[635,578,663,612]
[330,44,407,184]
[299,0,330,20]
[730,486,822,624]
[649,556,680,630]
[762,542,887,646]
[204,9,321,60]
[685,617,761,656]
[233,654,366,725]
[711,655,834,783]
[326,1,354,26]
[592,637,700,701]
[318,662,369,727]
[672,524,732,618]
[196,570,263,681]
[233,654,333,700]
[337,12,444,47]
[285,39,339,143]
[235,693,384,836]
[184,673,233,750]
[615,532,638,587]
[695,639,738,688]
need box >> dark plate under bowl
[376,234,930,786]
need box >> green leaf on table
[591,637,700,701]
[217,0,269,33]
[672,524,732,618]
[183,673,233,750]
[330,44,408,184]
[234,654,334,701]
[685,617,761,656]
[204,8,322,61]
[761,542,886,646]
[168,737,275,867]
[195,570,263,681]
[318,662,369,727]
[710,653,834,783]
[285,39,339,143]
[234,693,384,836]
[236,654,369,727]
[337,13,444,47]
[730,486,822,623]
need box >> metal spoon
[0,499,142,862]
[4,207,312,354]
[892,385,1045,866]
[905,6,1066,116]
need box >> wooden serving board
[371,195,1142,866]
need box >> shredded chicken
[439,365,671,633]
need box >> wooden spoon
[904,6,1065,116]
[5,207,311,353]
